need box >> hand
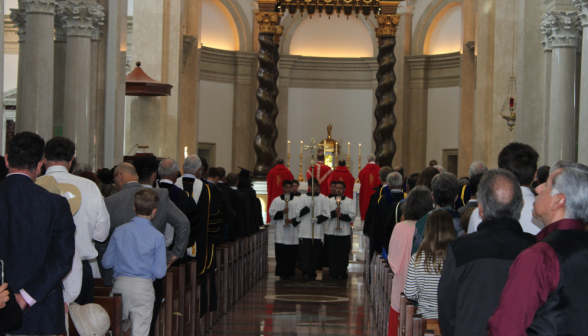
[168,255,179,268]
[309,201,315,208]
[283,207,289,213]
[14,293,27,310]
[285,219,293,224]
[311,218,318,224]
[335,208,341,218]
[0,283,9,309]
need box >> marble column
[89,26,101,169]
[458,0,476,177]
[232,52,256,173]
[575,0,588,164]
[58,0,104,164]
[9,6,26,132]
[541,11,581,163]
[53,16,67,132]
[21,0,57,140]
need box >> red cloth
[487,219,586,336]
[388,308,399,336]
[358,163,381,219]
[266,164,295,223]
[306,162,332,197]
[327,166,356,199]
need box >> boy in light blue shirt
[102,189,167,336]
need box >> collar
[477,218,524,233]
[6,173,32,180]
[328,194,335,198]
[468,199,478,203]
[368,162,376,165]
[335,195,346,201]
[280,193,295,201]
[141,184,153,188]
[159,179,174,185]
[273,164,288,170]
[218,181,224,184]
[131,216,152,226]
[45,165,69,175]
[390,189,403,193]
[335,166,350,172]
[536,218,586,242]
[294,192,301,196]
[183,174,196,179]
[231,186,238,190]
[306,192,321,197]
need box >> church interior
[1,0,587,334]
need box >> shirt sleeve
[438,245,458,336]
[467,208,481,233]
[152,234,168,279]
[487,243,560,336]
[101,232,117,270]
[92,186,111,242]
[404,254,420,301]
[62,246,83,304]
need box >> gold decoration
[376,15,400,37]
[255,12,282,34]
[273,25,284,45]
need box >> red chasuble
[266,164,295,223]
[306,162,332,197]
[328,166,356,199]
[358,162,381,219]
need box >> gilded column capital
[273,25,284,45]
[541,11,582,48]
[255,11,282,34]
[56,0,105,38]
[574,0,588,26]
[376,15,401,37]
[22,0,57,14]
[9,8,27,42]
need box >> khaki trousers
[111,276,155,336]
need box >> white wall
[4,54,17,92]
[287,87,374,178]
[128,0,133,16]
[5,0,17,14]
[198,80,234,170]
[426,87,460,164]
[428,5,462,55]
[201,0,237,51]
[289,15,373,57]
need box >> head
[477,169,523,222]
[416,167,440,190]
[536,165,551,185]
[379,166,393,184]
[291,180,300,193]
[459,207,476,234]
[6,132,45,179]
[415,209,455,274]
[134,188,159,220]
[158,158,180,183]
[282,180,293,194]
[367,153,376,163]
[44,136,76,170]
[429,160,438,167]
[79,171,100,186]
[469,173,483,198]
[497,142,539,187]
[113,162,139,191]
[533,162,588,226]
[431,173,459,208]
[338,159,346,167]
[73,162,92,176]
[276,157,284,165]
[201,158,209,179]
[184,155,203,177]
[132,155,159,186]
[407,173,419,192]
[402,186,434,221]
[217,167,227,182]
[434,165,446,173]
[336,181,346,196]
[469,161,488,177]
[386,172,403,189]
[330,181,337,195]
[317,153,325,162]
[226,172,239,187]
[392,166,405,178]
[208,167,220,184]
[97,168,114,185]
[309,177,320,193]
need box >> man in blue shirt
[102,189,167,336]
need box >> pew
[155,269,174,336]
[183,261,199,336]
[68,294,125,336]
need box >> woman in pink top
[387,186,434,336]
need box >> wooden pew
[412,314,424,336]
[155,270,174,336]
[183,261,199,336]
[169,265,185,336]
[68,294,125,336]
[399,294,416,336]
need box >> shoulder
[154,187,170,199]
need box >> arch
[201,0,252,52]
[280,13,378,57]
[412,0,463,55]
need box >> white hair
[434,165,446,173]
[158,158,179,178]
[183,155,202,175]
[550,162,588,222]
[367,153,376,162]
[469,161,488,177]
[386,172,403,188]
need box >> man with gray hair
[457,161,489,208]
[369,170,404,257]
[488,162,588,335]
[438,169,535,336]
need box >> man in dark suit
[225,172,251,239]
[0,132,76,335]
[207,167,235,242]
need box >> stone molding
[574,0,588,26]
[22,0,57,14]
[412,0,463,55]
[200,47,255,85]
[406,52,462,88]
[56,0,105,38]
[9,9,26,42]
[541,11,582,48]
[213,0,252,51]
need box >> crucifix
[304,138,319,245]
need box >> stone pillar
[53,16,67,133]
[21,0,57,140]
[541,11,581,163]
[406,55,428,175]
[58,0,104,165]
[9,6,26,132]
[232,52,256,173]
[575,0,588,164]
[89,25,101,169]
[458,0,476,177]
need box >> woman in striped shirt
[404,209,455,333]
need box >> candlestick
[359,143,361,157]
[300,141,303,155]
[357,153,362,183]
[347,142,351,169]
[287,141,291,169]
[335,142,338,163]
[298,141,304,182]
[347,142,350,157]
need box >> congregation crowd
[0,132,264,336]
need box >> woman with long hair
[416,167,440,190]
[404,209,455,334]
[386,186,434,336]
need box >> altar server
[269,180,301,279]
[267,157,295,223]
[327,181,356,280]
[296,178,331,282]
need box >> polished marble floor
[210,232,376,336]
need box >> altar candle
[347,142,350,156]
[288,140,290,154]
[300,141,303,154]
[359,143,361,156]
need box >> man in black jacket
[226,172,251,239]
[364,166,392,261]
[438,169,535,336]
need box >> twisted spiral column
[373,15,400,167]
[253,12,281,178]
[269,26,284,159]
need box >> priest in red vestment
[306,152,332,197]
[358,154,381,219]
[328,159,356,199]
[266,157,295,223]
